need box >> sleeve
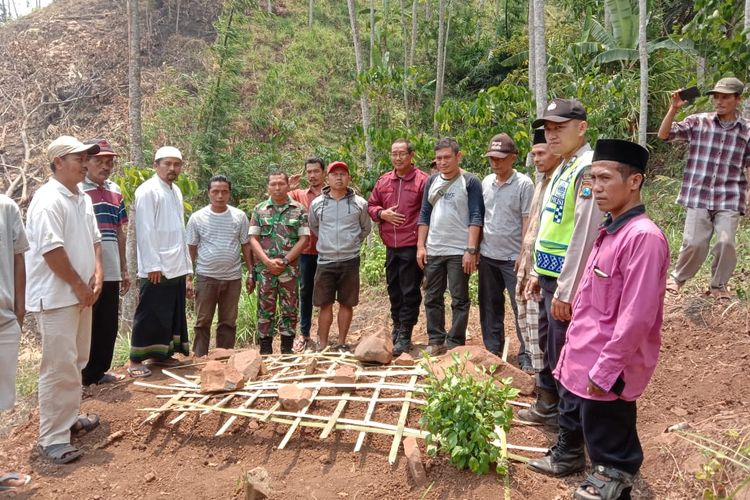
[88,200,102,245]
[117,191,128,226]
[11,202,29,254]
[298,208,311,236]
[588,232,669,391]
[308,200,319,236]
[185,213,199,245]
[555,168,604,303]
[667,114,697,143]
[248,207,262,236]
[32,205,66,255]
[359,197,373,241]
[418,175,435,226]
[367,179,384,221]
[134,186,162,273]
[466,174,485,226]
[239,212,250,244]
[520,178,534,216]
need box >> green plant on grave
[419,352,519,475]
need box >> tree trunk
[308,0,313,27]
[409,0,417,67]
[696,56,705,86]
[347,0,374,170]
[400,0,410,128]
[369,0,375,68]
[532,0,547,117]
[528,0,535,99]
[744,0,750,119]
[267,0,272,14]
[433,0,446,135]
[638,0,648,146]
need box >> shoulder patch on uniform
[579,179,593,199]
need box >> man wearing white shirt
[128,146,192,378]
[26,135,103,464]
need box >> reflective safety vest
[533,150,594,277]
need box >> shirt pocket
[590,273,613,315]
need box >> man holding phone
[657,77,750,299]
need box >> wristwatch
[465,247,478,255]
[282,256,290,266]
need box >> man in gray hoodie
[308,161,372,350]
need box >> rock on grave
[200,360,245,393]
[277,384,313,411]
[331,365,357,385]
[402,437,427,487]
[207,348,234,360]
[393,352,416,367]
[229,349,263,381]
[244,466,271,500]
[354,327,393,364]
[442,345,535,395]
[304,358,318,375]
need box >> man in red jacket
[368,139,429,355]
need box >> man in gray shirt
[478,133,534,371]
[186,175,254,357]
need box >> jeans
[424,255,470,347]
[299,254,318,337]
[385,246,423,328]
[478,256,524,356]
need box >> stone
[277,384,313,411]
[244,466,271,500]
[144,472,156,483]
[229,350,263,382]
[207,348,234,360]
[444,345,535,395]
[403,437,427,488]
[200,360,245,393]
[393,352,416,367]
[304,358,318,375]
[354,327,393,364]
[331,365,357,385]
[259,361,269,376]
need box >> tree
[409,0,417,67]
[533,0,547,117]
[433,0,447,135]
[128,0,144,168]
[308,0,313,27]
[638,0,647,146]
[369,0,375,68]
[528,0,535,99]
[347,0,374,170]
[400,0,410,127]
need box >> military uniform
[249,197,309,339]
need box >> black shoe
[393,325,413,356]
[517,352,534,374]
[280,335,294,354]
[391,322,402,344]
[259,336,273,355]
[528,428,585,477]
[517,387,559,429]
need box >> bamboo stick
[355,372,387,452]
[143,390,187,424]
[320,389,350,439]
[388,374,418,464]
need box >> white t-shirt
[186,205,250,280]
[25,178,101,312]
[0,195,29,327]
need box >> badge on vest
[579,173,593,199]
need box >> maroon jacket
[367,166,429,248]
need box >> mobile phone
[678,86,700,102]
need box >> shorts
[313,257,360,307]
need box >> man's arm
[116,223,130,294]
[13,253,25,325]
[134,187,163,282]
[657,91,687,140]
[241,241,255,293]
[367,179,384,221]
[359,199,373,241]
[92,242,103,301]
[463,225,481,274]
[416,225,429,269]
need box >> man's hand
[551,297,572,321]
[148,271,163,285]
[73,280,95,308]
[267,258,286,276]
[669,90,688,110]
[14,306,24,327]
[186,278,194,299]
[245,275,256,294]
[120,271,131,296]
[462,251,478,274]
[379,205,406,226]
[524,276,540,301]
[288,173,302,191]
[586,379,607,397]
[416,247,427,270]
[89,274,103,303]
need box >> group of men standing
[0,76,747,500]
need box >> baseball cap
[154,146,183,161]
[327,161,349,174]
[532,98,588,128]
[483,133,519,159]
[47,135,100,161]
[706,77,744,95]
[84,138,118,157]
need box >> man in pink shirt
[528,139,669,500]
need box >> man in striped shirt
[658,77,750,299]
[80,139,129,386]
[186,175,254,357]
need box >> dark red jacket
[367,166,429,248]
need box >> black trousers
[385,246,423,328]
[82,281,120,385]
[537,275,570,393]
[559,389,644,475]
[478,256,524,356]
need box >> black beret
[532,129,546,145]
[592,139,649,172]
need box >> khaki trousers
[192,275,242,357]
[37,304,92,447]
[672,208,740,290]
[0,319,21,411]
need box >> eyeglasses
[390,152,410,159]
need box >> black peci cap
[592,139,649,172]
[532,129,546,145]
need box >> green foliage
[360,235,387,288]
[236,270,259,347]
[419,352,519,475]
[112,166,200,215]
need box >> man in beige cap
[26,135,103,463]
[658,77,750,299]
[128,146,192,377]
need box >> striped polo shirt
[80,177,128,281]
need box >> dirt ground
[1,290,748,499]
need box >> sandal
[665,278,683,295]
[127,365,152,378]
[0,472,31,491]
[70,413,100,436]
[708,287,732,300]
[38,443,82,465]
[575,465,633,500]
[96,372,125,384]
[146,357,181,367]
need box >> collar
[154,175,175,190]
[389,165,417,181]
[322,186,354,199]
[50,177,83,198]
[711,112,745,130]
[493,170,516,186]
[602,204,646,234]
[265,195,291,208]
[82,177,109,190]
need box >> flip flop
[96,372,125,384]
[145,357,181,367]
[70,413,100,436]
[38,443,82,465]
[0,472,31,491]
[665,278,682,295]
[127,365,152,378]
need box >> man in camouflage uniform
[249,171,310,354]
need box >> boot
[259,336,273,355]
[393,324,413,356]
[528,428,586,477]
[280,335,294,354]
[391,322,402,344]
[517,386,559,428]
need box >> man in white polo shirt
[26,135,103,464]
